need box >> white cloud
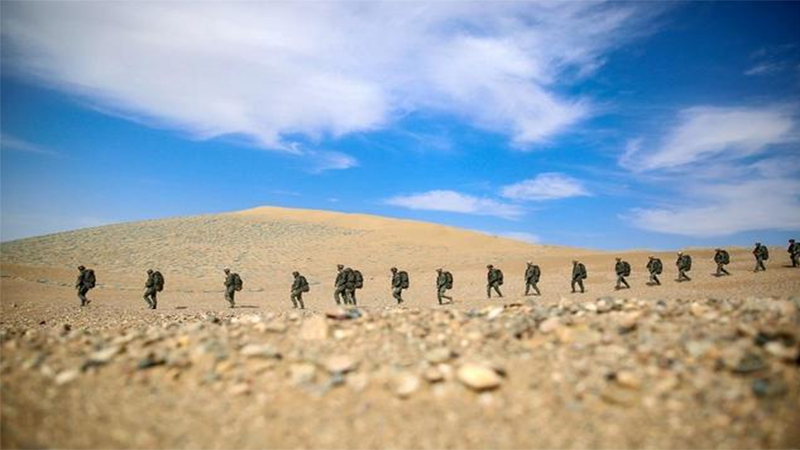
[1,2,658,150]
[501,172,589,201]
[386,190,523,219]
[621,106,796,171]
[621,104,800,237]
[744,62,783,76]
[307,151,359,173]
[0,134,59,156]
[628,178,800,237]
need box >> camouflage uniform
[524,262,541,296]
[486,265,503,298]
[290,271,308,309]
[571,261,587,293]
[676,253,692,282]
[614,258,630,289]
[789,239,800,268]
[752,243,767,272]
[143,269,158,309]
[714,249,731,276]
[223,269,237,308]
[436,269,453,305]
[646,256,662,285]
[390,267,407,304]
[75,265,94,307]
[334,265,350,305]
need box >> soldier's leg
[334,288,343,305]
[532,282,540,295]
[487,285,492,298]
[226,288,235,308]
[715,264,722,276]
[348,289,357,306]
[578,279,585,293]
[655,274,661,285]
[622,276,630,288]
[291,291,299,308]
[78,288,88,306]
[722,266,730,276]
[571,279,577,293]
[298,292,304,310]
[615,275,622,289]
[494,284,503,297]
[143,290,153,308]
[152,291,158,309]
[525,282,530,296]
[392,287,402,304]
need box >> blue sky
[1,1,799,249]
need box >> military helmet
[78,265,86,271]
[487,264,493,269]
[790,239,796,243]
[337,264,344,270]
[436,268,443,272]
[147,269,153,274]
[390,267,397,272]
[224,268,230,273]
[615,257,621,261]
[292,271,299,276]
[755,242,761,246]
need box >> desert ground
[1,206,798,449]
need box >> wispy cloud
[2,2,661,152]
[501,172,590,201]
[306,151,359,174]
[620,106,796,171]
[621,105,800,237]
[745,43,798,77]
[627,177,800,237]
[744,62,783,76]
[0,134,59,156]
[386,190,523,219]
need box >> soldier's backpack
[579,264,588,279]
[299,276,310,292]
[683,255,692,270]
[531,265,541,281]
[495,269,504,285]
[399,271,409,289]
[761,246,769,260]
[153,271,165,291]
[622,261,631,277]
[444,271,453,289]
[232,273,243,291]
[653,259,663,274]
[353,270,364,289]
[84,269,96,288]
[719,250,730,265]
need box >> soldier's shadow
[236,305,260,309]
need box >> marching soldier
[143,269,164,309]
[223,268,242,308]
[789,239,800,268]
[436,268,453,305]
[524,261,541,296]
[753,242,768,272]
[486,264,504,298]
[390,267,409,304]
[334,265,350,305]
[646,256,662,285]
[75,265,96,307]
[615,257,631,290]
[714,248,731,276]
[290,271,309,309]
[571,260,587,293]
[676,252,692,282]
